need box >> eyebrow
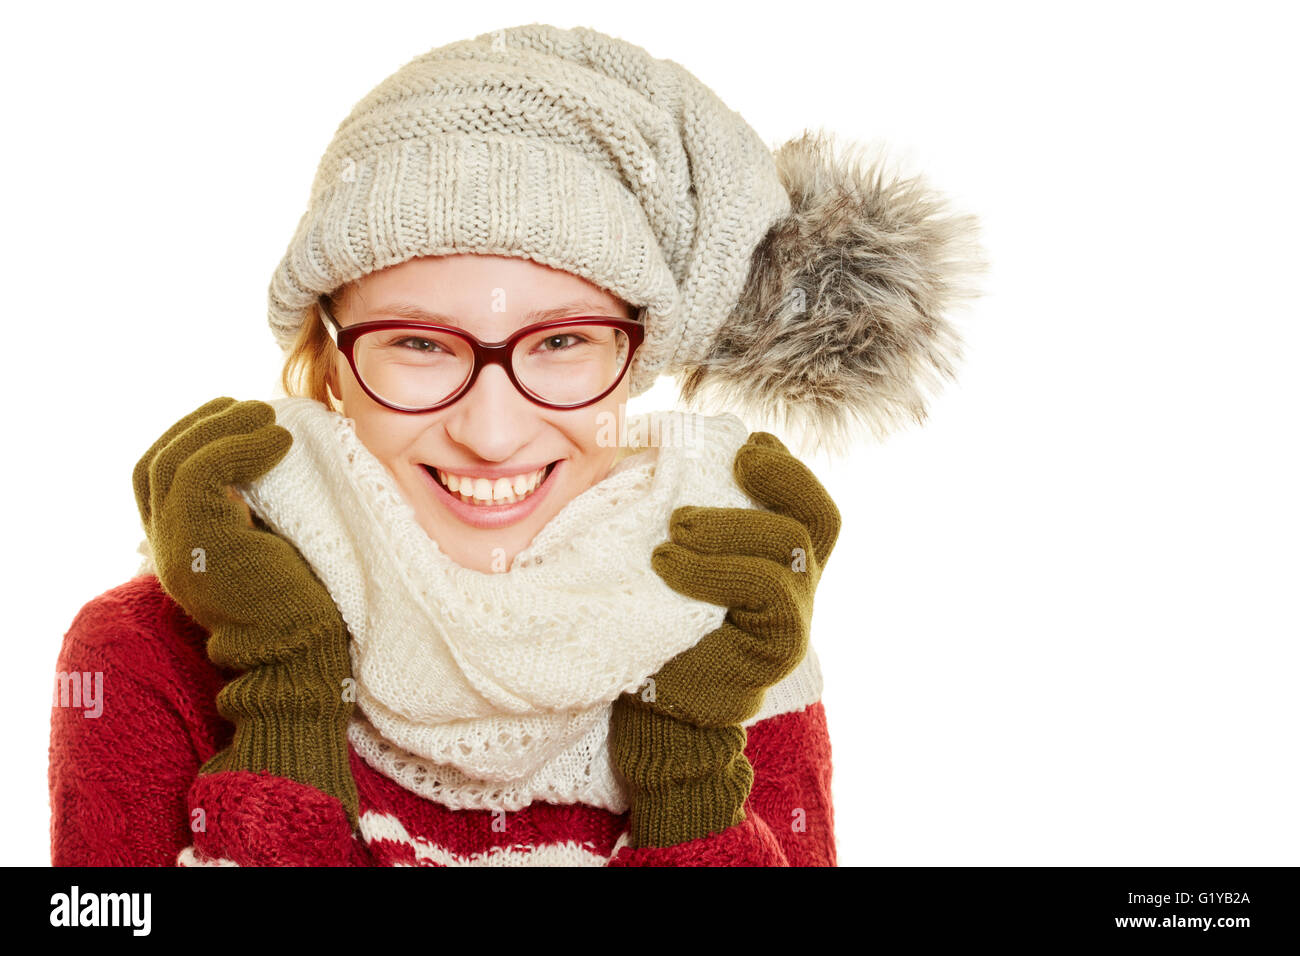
[363,299,621,327]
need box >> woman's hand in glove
[132,396,359,828]
[610,431,841,849]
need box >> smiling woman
[289,253,647,568]
[50,22,983,868]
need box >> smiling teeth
[435,465,549,505]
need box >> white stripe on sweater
[176,845,239,867]
[360,811,612,867]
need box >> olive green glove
[610,431,841,848]
[132,397,358,828]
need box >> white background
[3,1,1296,866]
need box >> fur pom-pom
[675,128,988,458]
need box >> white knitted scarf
[233,397,771,814]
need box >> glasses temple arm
[317,298,341,345]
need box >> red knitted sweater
[49,574,836,867]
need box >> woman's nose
[440,362,538,459]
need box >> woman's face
[328,254,634,573]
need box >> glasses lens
[513,323,632,405]
[353,327,473,410]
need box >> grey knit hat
[269,22,986,456]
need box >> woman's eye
[540,334,580,351]
[395,336,439,351]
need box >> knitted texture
[606,812,789,867]
[186,770,364,867]
[641,431,840,726]
[131,397,358,827]
[609,708,754,847]
[235,397,768,812]
[344,641,823,814]
[266,22,791,398]
[52,574,837,866]
[611,431,841,847]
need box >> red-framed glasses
[317,297,646,413]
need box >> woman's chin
[412,490,560,573]
[401,457,615,570]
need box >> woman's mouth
[424,461,557,506]
[418,460,561,529]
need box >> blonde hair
[280,286,350,413]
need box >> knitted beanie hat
[268,22,986,456]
